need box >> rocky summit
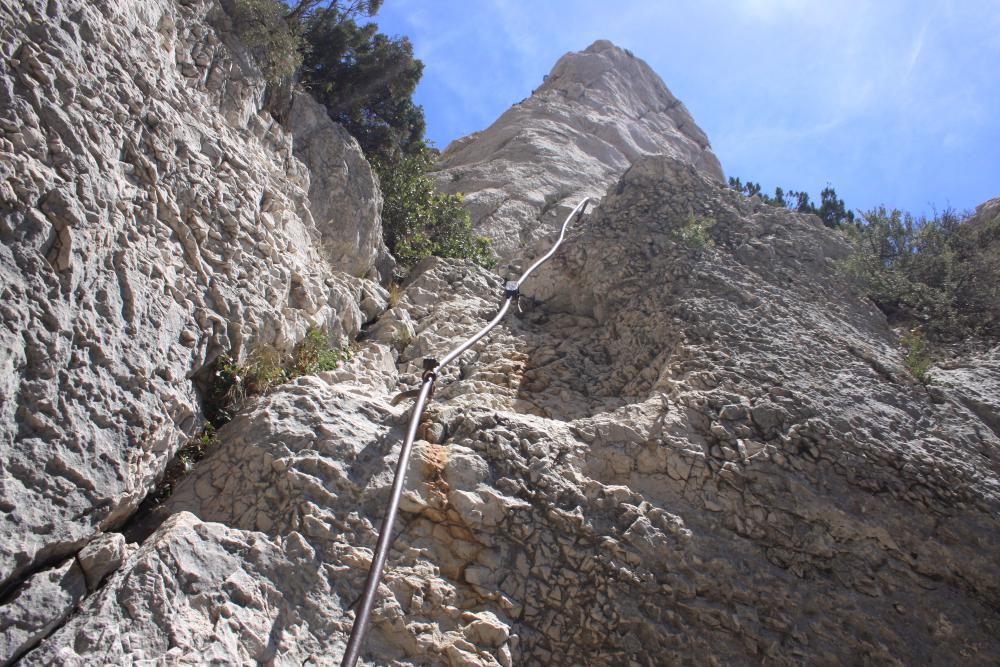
[1,2,998,666]
[431,39,724,265]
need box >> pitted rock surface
[0,0,382,604]
[34,166,1000,664]
[2,5,998,665]
[431,39,724,263]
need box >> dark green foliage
[728,177,855,228]
[815,186,855,228]
[299,7,425,161]
[374,147,495,269]
[728,177,762,199]
[294,4,493,268]
[229,0,306,83]
[228,1,494,268]
[843,206,1000,339]
[285,0,383,22]
[730,174,997,340]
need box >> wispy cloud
[903,17,931,83]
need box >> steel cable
[341,197,591,666]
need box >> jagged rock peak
[432,40,724,263]
[539,40,715,153]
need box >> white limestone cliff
[0,0,387,659]
[1,4,998,666]
[32,160,1000,665]
[431,39,724,264]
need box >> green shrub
[292,328,351,376]
[203,347,282,425]
[225,2,493,269]
[374,146,495,269]
[843,205,999,340]
[230,0,305,83]
[728,177,855,228]
[677,213,716,250]
[204,329,349,426]
[300,5,423,161]
[901,330,933,385]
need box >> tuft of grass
[388,281,404,308]
[204,329,349,427]
[901,329,933,385]
[244,345,288,394]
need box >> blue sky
[373,0,999,218]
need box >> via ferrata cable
[341,197,591,667]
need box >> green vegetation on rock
[900,329,934,384]
[229,0,306,83]
[227,0,494,269]
[730,175,998,342]
[374,147,495,268]
[677,213,716,250]
[728,177,855,229]
[843,205,1000,340]
[299,4,423,162]
[204,329,351,428]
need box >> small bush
[292,328,350,376]
[677,213,715,250]
[204,329,349,426]
[901,330,933,385]
[388,281,403,307]
[843,206,999,340]
[203,348,281,426]
[244,345,288,394]
[374,146,496,269]
[231,0,305,83]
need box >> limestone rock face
[281,90,394,281]
[0,559,86,664]
[34,166,1000,664]
[4,8,999,665]
[28,511,358,665]
[0,0,382,607]
[431,39,724,262]
[933,345,1000,437]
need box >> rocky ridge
[431,39,724,263]
[1,3,998,666]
